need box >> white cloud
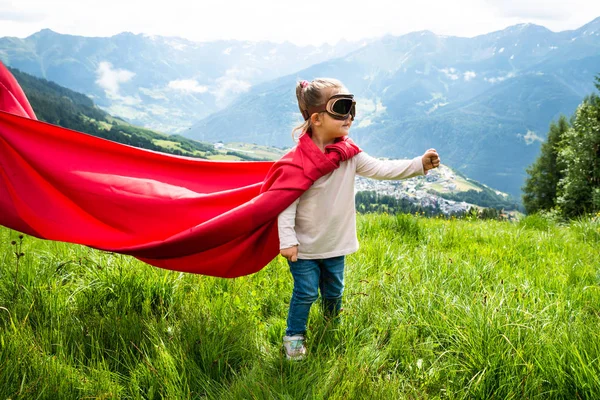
[519,130,544,145]
[118,95,142,106]
[211,74,251,106]
[426,102,449,114]
[485,71,516,83]
[95,61,135,97]
[208,67,263,105]
[167,79,208,93]
[440,67,459,80]
[166,40,188,51]
[357,97,386,115]
[416,93,450,114]
[139,87,168,100]
[464,71,477,81]
[356,118,373,129]
[417,92,446,106]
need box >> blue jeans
[286,256,345,336]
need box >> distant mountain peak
[380,30,437,45]
[476,22,553,40]
[404,30,437,38]
[504,23,551,35]
[576,16,600,31]
[114,31,138,38]
[29,28,58,38]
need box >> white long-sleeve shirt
[277,152,425,259]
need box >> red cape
[0,62,361,277]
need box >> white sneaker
[283,335,306,360]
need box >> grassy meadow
[1,213,599,399]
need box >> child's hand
[280,246,298,262]
[422,148,441,172]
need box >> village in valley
[355,163,514,217]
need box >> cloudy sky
[1,0,599,46]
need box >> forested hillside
[9,67,229,160]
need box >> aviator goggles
[302,94,356,121]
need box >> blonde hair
[291,77,346,142]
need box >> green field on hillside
[1,214,599,399]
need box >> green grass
[1,214,599,399]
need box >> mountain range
[186,18,600,197]
[0,29,360,133]
[1,18,599,197]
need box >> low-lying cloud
[211,68,256,106]
[519,130,544,145]
[464,71,477,81]
[485,72,516,84]
[168,79,208,93]
[95,61,135,97]
[440,67,459,80]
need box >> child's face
[320,87,353,139]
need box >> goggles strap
[305,104,328,120]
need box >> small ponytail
[291,78,345,142]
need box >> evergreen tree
[522,116,569,213]
[556,94,600,218]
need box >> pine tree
[522,116,569,214]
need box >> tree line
[437,188,521,212]
[355,190,504,220]
[522,75,600,218]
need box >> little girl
[279,78,440,360]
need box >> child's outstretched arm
[356,149,441,180]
